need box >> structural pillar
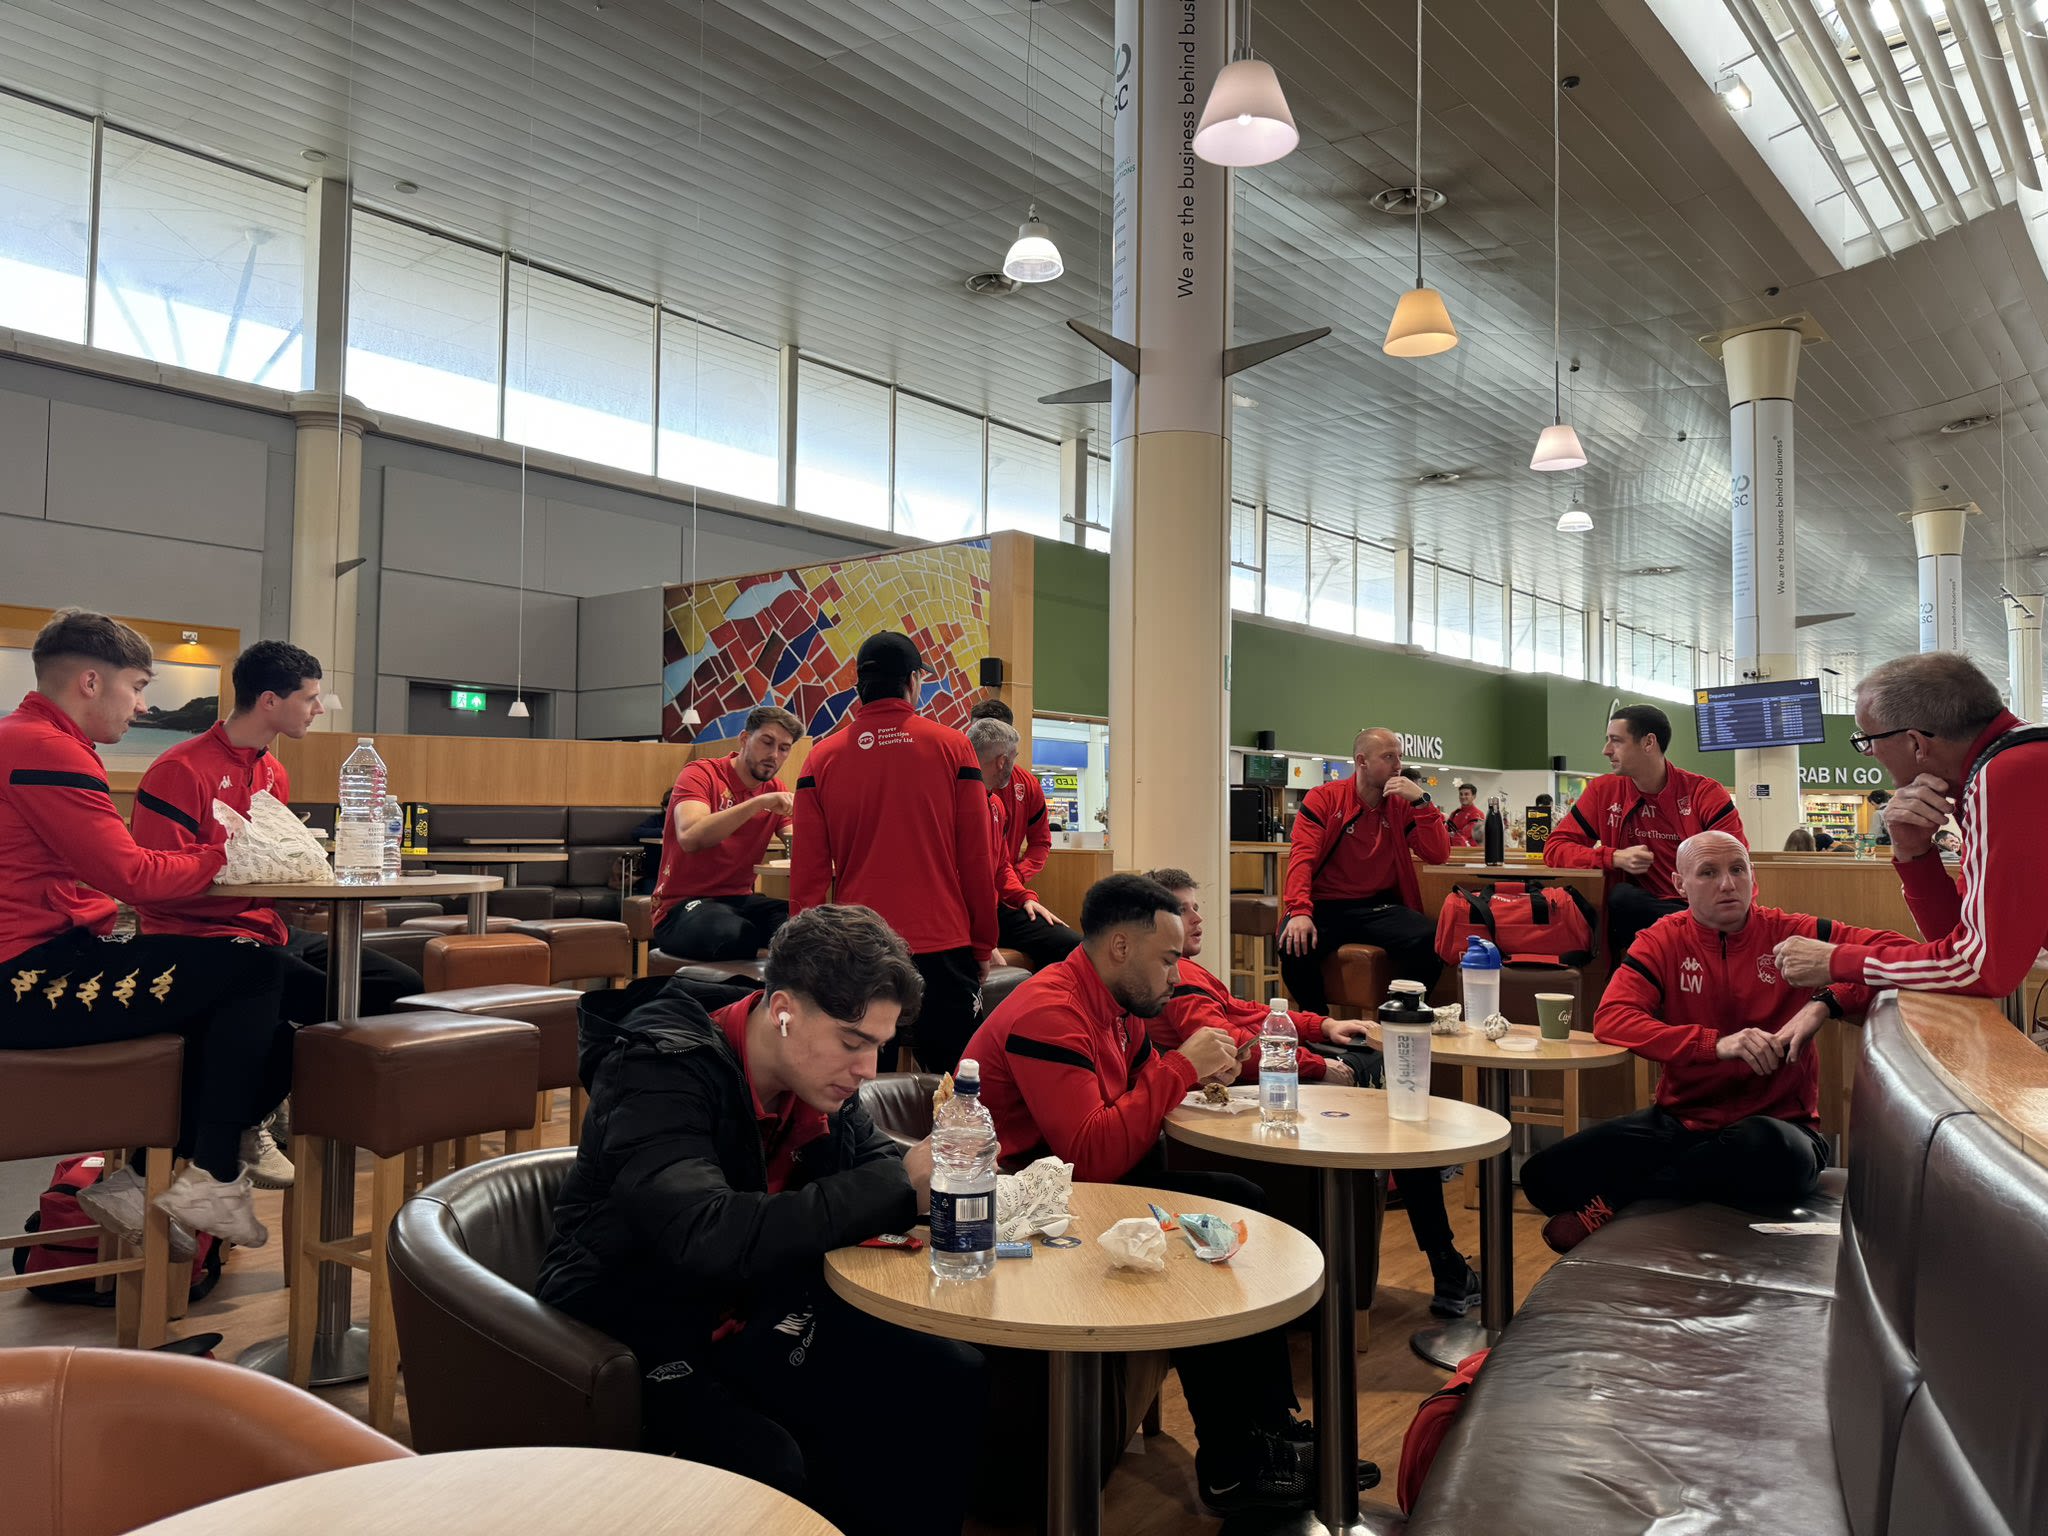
[1721,326,1806,849]
[1901,504,1975,652]
[1107,0,1232,967]
[290,393,375,733]
[2009,588,2044,719]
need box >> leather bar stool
[420,933,551,993]
[505,918,632,989]
[671,957,768,986]
[621,895,654,978]
[0,1036,183,1348]
[287,1011,540,1431]
[994,947,1032,971]
[1228,894,1282,1001]
[396,984,589,1143]
[1320,944,1391,1017]
[403,915,518,936]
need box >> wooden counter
[1896,990,2048,1165]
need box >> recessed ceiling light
[964,271,1018,296]
[301,149,327,163]
[1939,413,1995,434]
[1418,471,1462,485]
[1371,185,1447,217]
[394,179,420,195]
[1626,564,1680,576]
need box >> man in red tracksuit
[1770,652,2048,1001]
[0,610,288,1253]
[1520,830,1905,1253]
[1278,727,1451,1014]
[1446,783,1483,847]
[1543,703,1747,963]
[965,716,1078,971]
[969,699,1053,884]
[792,631,997,1075]
[963,873,1375,1514]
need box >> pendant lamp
[1003,3,1063,283]
[1384,0,1457,357]
[1531,0,1585,470]
[1556,489,1593,533]
[1193,0,1298,168]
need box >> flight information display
[1693,677,1826,753]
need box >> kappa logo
[219,774,233,790]
[1679,955,1705,995]
[857,731,877,750]
[1607,803,1624,822]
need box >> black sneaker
[1292,1430,1383,1491]
[1197,1432,1311,1514]
[1277,1414,1315,1445]
[1428,1248,1482,1319]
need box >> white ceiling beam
[1779,0,1933,241]
[1948,0,2039,193]
[1838,0,1964,226]
[1893,0,1997,198]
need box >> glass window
[1632,628,1654,692]
[1534,598,1562,673]
[506,263,654,473]
[1412,560,1437,651]
[1265,515,1308,623]
[1357,544,1397,641]
[1230,501,1261,614]
[1473,579,1503,666]
[346,214,501,435]
[1084,453,1111,551]
[1307,525,1355,634]
[893,394,983,540]
[94,131,304,386]
[0,96,91,344]
[1509,591,1535,672]
[795,360,890,529]
[659,317,780,503]
[1437,568,1472,660]
[988,425,1061,539]
[1562,606,1586,679]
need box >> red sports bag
[12,1154,224,1304]
[1397,1347,1491,1512]
[1434,880,1595,966]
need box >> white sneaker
[241,1122,295,1189]
[154,1164,268,1250]
[74,1166,197,1262]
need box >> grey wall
[577,586,663,739]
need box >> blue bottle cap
[1461,936,1502,969]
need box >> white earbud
[777,1012,791,1038]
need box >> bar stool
[1320,944,1391,1017]
[620,895,655,978]
[402,915,518,936]
[995,946,1033,971]
[395,984,588,1144]
[420,933,551,993]
[0,1036,182,1348]
[286,1011,539,1432]
[505,918,633,989]
[1228,895,1282,1000]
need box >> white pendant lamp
[1193,0,1299,170]
[507,697,530,719]
[1556,489,1593,533]
[1531,0,1585,471]
[1002,2,1063,284]
[1383,0,1458,357]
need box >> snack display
[213,790,331,886]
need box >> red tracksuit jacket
[1598,905,1888,1130]
[1544,763,1744,900]
[988,790,1034,909]
[1828,711,2048,998]
[1446,804,1483,847]
[0,692,226,965]
[962,945,1198,1183]
[130,723,292,944]
[996,768,1053,885]
[790,698,997,956]
[1283,777,1450,919]
[1148,958,1334,1081]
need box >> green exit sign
[449,689,488,713]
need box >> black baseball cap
[856,631,924,681]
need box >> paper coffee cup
[1382,1022,1432,1122]
[1535,993,1574,1040]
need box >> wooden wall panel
[276,731,688,808]
[1036,847,1114,925]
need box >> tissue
[1098,1216,1167,1271]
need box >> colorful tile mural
[662,539,991,741]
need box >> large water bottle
[381,792,404,881]
[929,1059,998,1281]
[1460,936,1502,1027]
[1259,997,1300,1133]
[335,738,388,885]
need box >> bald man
[1519,831,1907,1253]
[1278,728,1451,1014]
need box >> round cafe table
[825,1181,1323,1536]
[1361,1021,1629,1370]
[213,873,501,1386]
[126,1446,841,1534]
[1166,1085,1509,1535]
[402,848,563,887]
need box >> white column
[1723,326,1804,848]
[1108,0,1232,968]
[290,394,375,733]
[1901,505,1974,652]
[1059,431,1091,546]
[2010,590,2044,719]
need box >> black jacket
[535,978,916,1371]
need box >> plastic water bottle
[1460,936,1502,1028]
[381,793,404,881]
[1259,998,1300,1133]
[930,1059,998,1281]
[335,738,388,885]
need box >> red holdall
[12,1154,225,1305]
[1434,880,1595,967]
[1397,1347,1491,1512]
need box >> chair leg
[1141,1392,1163,1437]
[424,1141,454,1184]
[454,1135,482,1168]
[137,1149,173,1347]
[367,1153,405,1435]
[286,1134,326,1389]
[1561,1070,1582,1137]
[569,1086,589,1142]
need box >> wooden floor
[0,1098,1558,1533]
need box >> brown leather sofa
[4,1345,409,1534]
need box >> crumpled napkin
[1482,1013,1514,1041]
[996,1155,1074,1242]
[214,790,332,885]
[1098,1216,1167,1271]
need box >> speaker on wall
[1255,730,1278,751]
[979,657,1005,688]
[1551,755,1567,772]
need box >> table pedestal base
[238,1324,369,1387]
[1409,1065,1517,1371]
[1409,1315,1497,1371]
[1046,1352,1103,1536]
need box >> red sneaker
[1541,1195,1615,1254]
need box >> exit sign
[449,689,488,713]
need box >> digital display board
[1693,678,1825,753]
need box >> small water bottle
[930,1060,998,1281]
[381,793,404,881]
[335,738,388,885]
[1460,936,1502,1027]
[1259,997,1300,1133]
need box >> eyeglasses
[1849,726,1927,756]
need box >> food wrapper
[996,1156,1074,1242]
[1176,1212,1248,1263]
[214,791,332,885]
[1098,1216,1167,1271]
[1431,1004,1464,1035]
[931,1073,956,1114]
[1481,1013,1513,1042]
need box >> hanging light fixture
[1003,3,1063,283]
[1383,0,1458,356]
[1556,488,1594,533]
[508,0,538,723]
[1531,0,1586,471]
[1193,1,1298,167]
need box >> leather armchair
[386,1148,641,1453]
[4,1345,408,1536]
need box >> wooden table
[127,1446,841,1534]
[404,848,564,887]
[1166,1087,1509,1533]
[1363,1021,1629,1369]
[755,857,792,901]
[458,837,567,847]
[826,1182,1323,1536]
[214,873,501,1386]
[1231,839,1291,895]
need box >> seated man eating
[1520,830,1904,1252]
[537,904,981,1536]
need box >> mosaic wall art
[662,539,990,741]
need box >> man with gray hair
[966,716,1079,969]
[1773,651,2048,999]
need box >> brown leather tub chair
[386,1147,641,1453]
[4,1345,409,1536]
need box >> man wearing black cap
[792,632,998,1074]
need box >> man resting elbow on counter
[1519,831,1905,1254]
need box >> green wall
[1031,539,1110,718]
